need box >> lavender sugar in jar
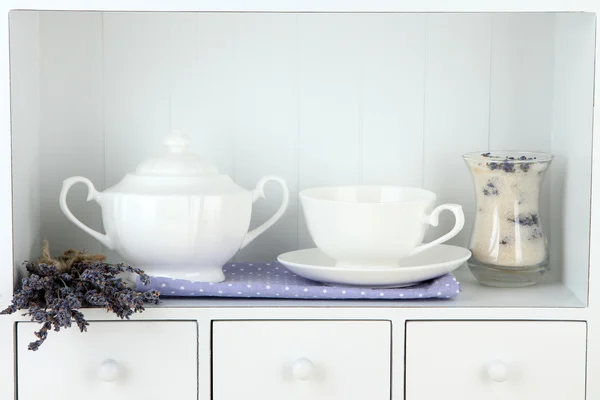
[463,151,554,287]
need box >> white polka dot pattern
[136,262,461,300]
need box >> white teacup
[299,185,465,268]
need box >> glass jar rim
[462,151,554,163]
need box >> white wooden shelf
[144,269,584,309]
[6,10,595,308]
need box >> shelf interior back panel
[8,11,596,300]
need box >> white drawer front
[212,320,391,400]
[17,321,198,400]
[406,321,586,400]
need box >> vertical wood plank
[9,11,40,278]
[231,13,299,262]
[170,13,236,180]
[0,319,15,400]
[489,13,554,151]
[104,12,170,188]
[0,10,14,306]
[361,13,426,187]
[422,14,491,247]
[168,13,200,144]
[39,11,104,256]
[192,13,236,177]
[552,13,595,301]
[489,13,555,279]
[103,12,171,262]
[3,12,39,395]
[297,13,363,250]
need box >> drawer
[17,320,197,400]
[212,320,391,400]
[406,321,587,400]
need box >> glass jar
[463,151,554,287]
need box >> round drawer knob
[292,358,315,381]
[98,359,121,382]
[487,360,509,382]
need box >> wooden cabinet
[13,318,591,400]
[2,2,599,400]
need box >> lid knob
[134,130,219,177]
[163,130,189,154]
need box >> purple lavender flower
[1,258,160,350]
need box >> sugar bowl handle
[240,176,290,249]
[59,176,114,250]
[409,204,465,256]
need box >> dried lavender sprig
[1,260,160,351]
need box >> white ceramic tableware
[299,185,465,269]
[277,244,471,288]
[59,131,290,283]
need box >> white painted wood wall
[9,11,40,282]
[9,12,596,295]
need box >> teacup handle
[240,176,290,249]
[59,176,114,250]
[409,204,465,256]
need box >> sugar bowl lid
[103,131,244,196]
[135,130,219,177]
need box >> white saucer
[276,244,471,288]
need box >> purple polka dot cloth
[137,262,461,300]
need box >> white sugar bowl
[59,131,290,283]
